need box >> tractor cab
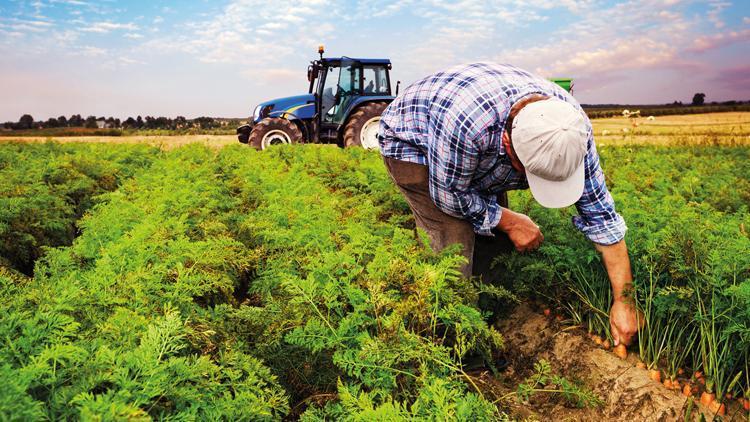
[307,54,393,144]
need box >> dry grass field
[1,112,748,149]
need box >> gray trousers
[383,156,512,280]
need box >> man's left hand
[609,298,642,347]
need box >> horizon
[1,0,749,121]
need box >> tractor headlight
[252,105,261,120]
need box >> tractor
[237,46,395,150]
[237,46,574,151]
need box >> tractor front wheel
[343,102,389,149]
[248,118,303,150]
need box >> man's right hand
[497,208,544,253]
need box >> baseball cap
[511,98,588,208]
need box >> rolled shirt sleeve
[425,129,502,237]
[573,135,627,245]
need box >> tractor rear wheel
[343,102,389,149]
[248,118,303,150]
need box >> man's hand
[596,240,643,346]
[610,298,642,346]
[497,208,544,252]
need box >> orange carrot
[602,339,611,350]
[708,401,725,416]
[555,314,563,322]
[592,335,603,345]
[613,344,627,359]
[649,369,661,383]
[678,368,684,376]
[543,308,551,317]
[683,384,692,397]
[743,398,750,411]
[663,379,673,389]
[700,392,715,407]
[636,361,646,369]
[694,371,703,379]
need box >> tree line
[2,114,229,131]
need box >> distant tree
[123,117,136,128]
[45,118,59,128]
[114,118,121,128]
[3,122,13,129]
[136,116,144,129]
[18,114,34,130]
[193,116,216,130]
[69,114,83,127]
[57,116,68,127]
[84,116,98,129]
[174,116,187,129]
[692,93,706,106]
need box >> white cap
[511,98,587,208]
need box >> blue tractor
[237,46,397,150]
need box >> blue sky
[1,0,748,120]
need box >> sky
[0,0,749,121]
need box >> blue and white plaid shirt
[379,62,626,245]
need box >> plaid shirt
[379,62,626,245]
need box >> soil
[472,304,746,421]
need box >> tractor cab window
[323,60,361,124]
[362,66,390,95]
[320,66,338,119]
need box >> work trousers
[383,156,513,280]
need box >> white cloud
[707,1,730,29]
[124,32,143,39]
[689,28,750,53]
[153,16,164,24]
[743,17,749,24]
[80,21,138,33]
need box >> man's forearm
[594,239,633,301]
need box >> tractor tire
[248,118,303,151]
[343,101,389,149]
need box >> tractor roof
[320,56,391,66]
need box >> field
[1,113,749,420]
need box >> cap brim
[526,160,585,208]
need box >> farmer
[378,62,640,347]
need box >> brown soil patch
[475,304,743,421]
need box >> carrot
[671,380,681,391]
[708,401,725,416]
[663,379,673,389]
[613,344,627,359]
[682,384,692,397]
[700,392,715,407]
[636,361,646,369]
[592,335,603,346]
[543,308,551,317]
[555,314,564,322]
[694,371,703,379]
[677,368,684,376]
[743,398,750,411]
[602,339,611,350]
[649,369,661,383]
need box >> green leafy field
[1,140,748,420]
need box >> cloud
[743,17,749,24]
[124,32,143,39]
[80,21,138,33]
[707,1,730,29]
[689,28,750,53]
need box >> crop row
[500,145,750,412]
[1,145,506,420]
[0,142,159,274]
